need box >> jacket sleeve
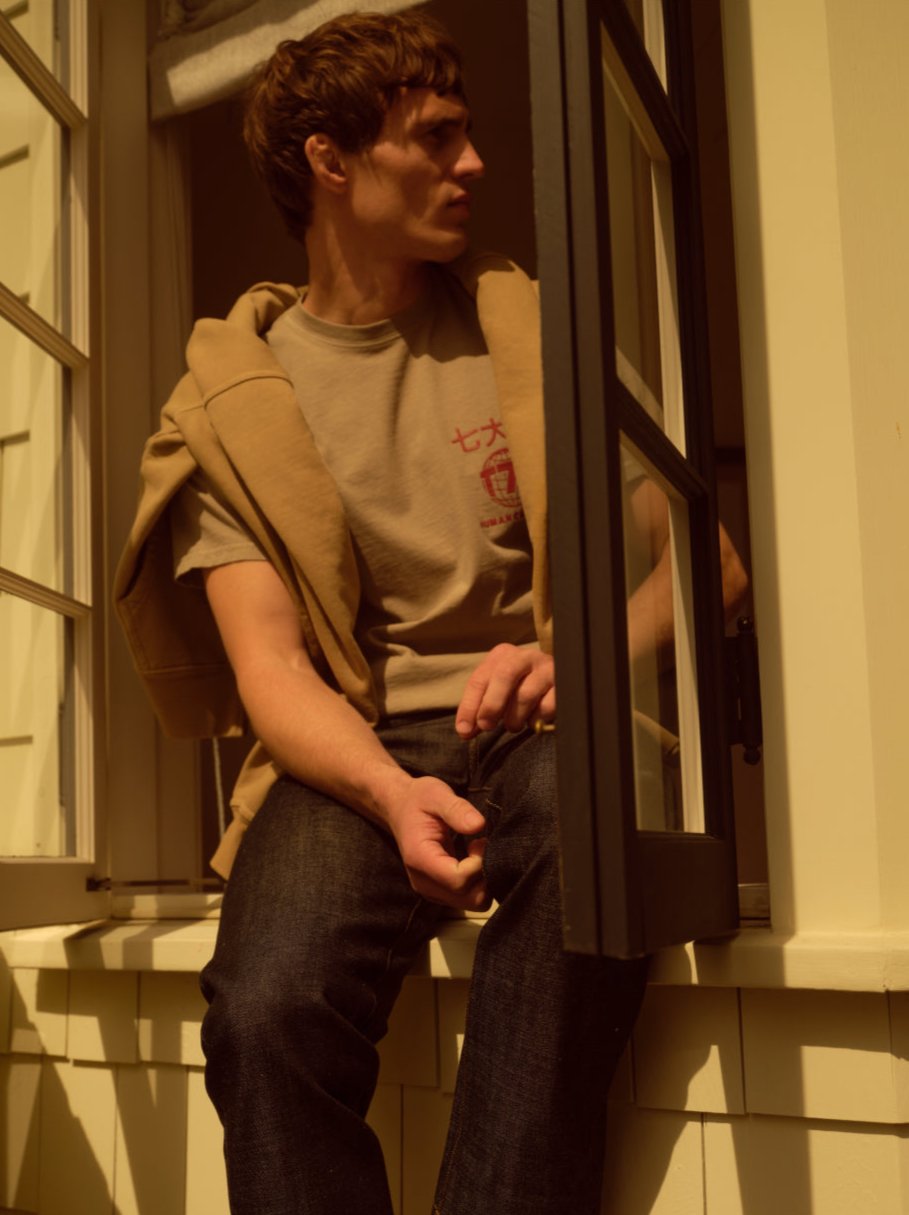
[113,376,247,739]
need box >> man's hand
[455,643,555,739]
[383,775,489,910]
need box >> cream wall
[823,0,909,930]
[721,0,909,936]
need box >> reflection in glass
[6,0,69,90]
[0,317,69,594]
[620,0,668,88]
[0,51,67,334]
[621,438,703,832]
[601,29,684,450]
[0,599,75,857]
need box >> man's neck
[303,230,430,325]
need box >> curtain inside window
[150,0,418,120]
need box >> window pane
[621,436,703,833]
[0,598,75,857]
[0,50,68,335]
[6,0,70,90]
[0,316,70,594]
[620,0,668,89]
[601,28,684,451]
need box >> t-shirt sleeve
[170,469,267,583]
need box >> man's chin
[426,230,471,264]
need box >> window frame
[0,0,108,929]
[528,0,738,957]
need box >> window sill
[649,927,909,992]
[4,909,909,991]
[0,914,487,979]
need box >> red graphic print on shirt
[451,420,525,529]
[451,417,508,453]
[481,448,521,509]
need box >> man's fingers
[500,669,555,731]
[407,847,488,909]
[457,646,556,737]
[457,647,531,737]
[435,795,485,837]
[466,836,487,862]
[455,665,492,738]
[536,687,556,721]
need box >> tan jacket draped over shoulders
[114,251,550,877]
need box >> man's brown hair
[244,10,464,241]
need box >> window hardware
[725,617,763,764]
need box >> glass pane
[0,598,75,857]
[0,316,70,594]
[621,437,703,832]
[0,50,68,335]
[6,0,70,90]
[620,0,668,89]
[601,28,684,451]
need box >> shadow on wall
[0,940,229,1214]
[2,960,112,1213]
[598,977,815,1214]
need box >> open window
[529,0,741,956]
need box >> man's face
[343,87,484,264]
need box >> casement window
[0,0,107,928]
[529,0,749,956]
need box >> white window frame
[0,0,108,928]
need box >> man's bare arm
[625,478,748,667]
[204,561,488,909]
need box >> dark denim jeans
[200,714,648,1215]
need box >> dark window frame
[528,0,738,958]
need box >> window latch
[725,616,763,764]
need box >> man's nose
[456,139,485,181]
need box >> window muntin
[4,0,70,88]
[619,0,666,88]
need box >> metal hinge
[725,616,763,765]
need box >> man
[116,11,741,1213]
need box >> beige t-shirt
[171,268,536,715]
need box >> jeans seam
[360,893,428,1037]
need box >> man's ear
[305,133,348,194]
